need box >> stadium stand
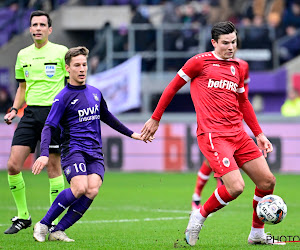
[0,0,300,115]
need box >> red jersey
[235,57,250,96]
[153,51,247,136]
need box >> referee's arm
[13,81,26,110]
[4,81,26,124]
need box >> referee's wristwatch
[10,107,18,114]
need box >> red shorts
[197,130,262,178]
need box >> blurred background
[0,0,300,173]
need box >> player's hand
[4,111,17,125]
[256,133,273,157]
[141,118,159,142]
[32,156,49,175]
[131,132,154,143]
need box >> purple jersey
[41,83,133,164]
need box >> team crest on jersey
[222,157,230,168]
[93,93,99,101]
[64,166,71,176]
[45,65,56,78]
[230,65,235,76]
[25,70,29,78]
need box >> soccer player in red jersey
[141,21,284,246]
[191,55,250,211]
[235,57,250,96]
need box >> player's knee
[7,158,20,175]
[227,181,245,198]
[259,174,276,190]
[86,187,99,199]
[72,186,88,198]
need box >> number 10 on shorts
[73,163,86,173]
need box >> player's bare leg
[186,170,241,246]
[242,156,285,245]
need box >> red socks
[252,187,273,228]
[200,185,235,217]
[194,161,212,196]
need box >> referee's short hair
[30,10,52,27]
[65,46,89,66]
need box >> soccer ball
[256,195,287,225]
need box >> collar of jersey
[67,83,86,90]
[33,41,51,50]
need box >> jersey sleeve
[40,125,53,157]
[238,92,262,137]
[45,94,66,128]
[236,63,245,94]
[100,94,133,137]
[151,74,187,121]
[180,55,204,80]
[15,52,25,82]
[244,61,250,84]
[151,56,203,121]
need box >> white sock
[250,227,264,236]
[194,208,206,224]
[192,193,201,201]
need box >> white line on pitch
[2,206,190,214]
[77,216,188,224]
[0,216,188,227]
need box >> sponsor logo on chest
[207,79,238,92]
[77,104,100,122]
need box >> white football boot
[185,210,204,246]
[48,230,75,242]
[33,221,49,242]
[248,232,286,245]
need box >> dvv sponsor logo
[78,104,100,122]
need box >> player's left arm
[238,91,273,157]
[243,60,250,98]
[99,95,153,143]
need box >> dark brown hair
[211,21,237,42]
[30,10,52,27]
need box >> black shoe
[4,216,32,234]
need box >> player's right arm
[4,81,26,125]
[141,55,203,141]
[32,95,65,175]
[32,124,53,175]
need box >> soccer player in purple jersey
[32,46,151,242]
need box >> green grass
[0,171,299,249]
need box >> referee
[4,10,68,234]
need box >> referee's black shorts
[12,106,60,154]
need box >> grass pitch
[0,171,299,249]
